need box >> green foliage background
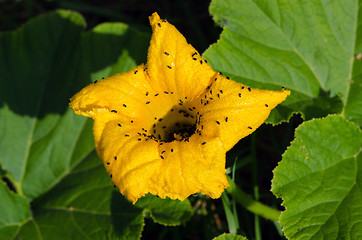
[0,0,361,239]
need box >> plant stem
[225,176,280,222]
[251,134,261,240]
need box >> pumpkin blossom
[69,12,290,203]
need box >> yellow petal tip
[149,12,161,26]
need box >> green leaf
[343,55,362,126]
[0,182,30,239]
[0,10,150,201]
[272,115,362,239]
[17,152,144,240]
[0,10,90,200]
[343,1,362,126]
[204,0,357,123]
[213,233,248,240]
[135,194,193,226]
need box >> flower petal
[98,117,228,203]
[70,64,180,143]
[147,13,216,100]
[70,64,154,120]
[194,74,291,150]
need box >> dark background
[0,0,219,53]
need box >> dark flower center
[150,106,197,142]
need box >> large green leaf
[0,182,30,239]
[272,115,362,239]
[343,0,362,126]
[17,152,145,240]
[204,0,359,123]
[0,9,149,201]
[0,10,193,239]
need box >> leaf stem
[225,176,280,222]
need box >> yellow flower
[70,12,290,203]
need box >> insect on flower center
[151,105,197,142]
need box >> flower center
[150,106,198,142]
